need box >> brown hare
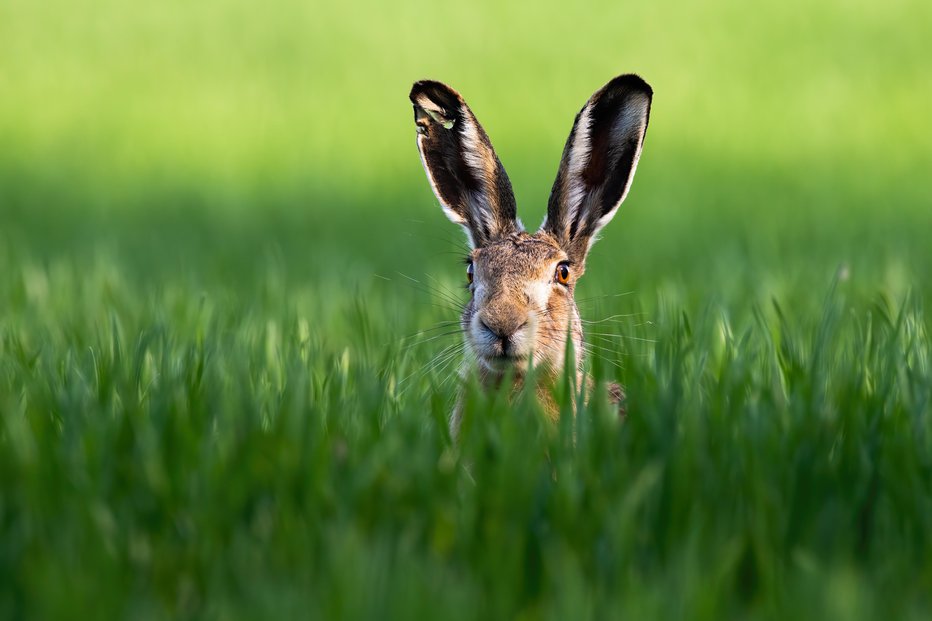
[409,74,652,437]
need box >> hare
[409,74,652,437]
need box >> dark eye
[555,262,570,285]
[466,262,474,284]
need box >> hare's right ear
[410,81,519,248]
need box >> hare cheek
[525,280,551,315]
[523,280,552,353]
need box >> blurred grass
[1,0,932,618]
[2,0,931,190]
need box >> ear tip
[410,79,440,97]
[409,80,461,106]
[604,73,653,100]
[409,80,432,104]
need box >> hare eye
[555,262,570,285]
[466,262,474,284]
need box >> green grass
[2,0,932,618]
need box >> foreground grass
[1,240,930,619]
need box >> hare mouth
[478,351,530,372]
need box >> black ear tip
[604,73,653,99]
[410,79,440,99]
[409,80,462,107]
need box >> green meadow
[2,0,932,618]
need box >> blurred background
[2,0,931,320]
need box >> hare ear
[541,74,652,263]
[410,80,520,247]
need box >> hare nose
[479,317,528,353]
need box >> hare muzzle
[472,314,530,364]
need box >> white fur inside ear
[540,105,593,238]
[459,113,499,239]
[564,105,593,234]
[459,114,486,177]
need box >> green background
[1,0,931,618]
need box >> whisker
[574,291,637,305]
[396,321,463,343]
[396,321,463,342]
[424,273,468,305]
[396,342,466,396]
[418,346,468,393]
[434,353,467,391]
[377,272,460,312]
[392,271,468,310]
[399,330,465,352]
[581,314,650,325]
[582,350,626,372]
[583,331,657,344]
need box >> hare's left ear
[541,74,652,264]
[410,80,519,248]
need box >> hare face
[463,232,581,375]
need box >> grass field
[2,0,932,618]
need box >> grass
[2,0,932,618]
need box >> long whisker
[574,291,637,305]
[399,330,465,352]
[420,345,468,392]
[396,342,466,396]
[401,221,471,256]
[391,271,468,311]
[581,347,626,372]
[377,273,464,315]
[435,352,468,391]
[396,321,463,343]
[583,331,657,344]
[581,314,650,325]
[425,272,469,303]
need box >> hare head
[409,75,651,415]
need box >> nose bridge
[480,280,528,335]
